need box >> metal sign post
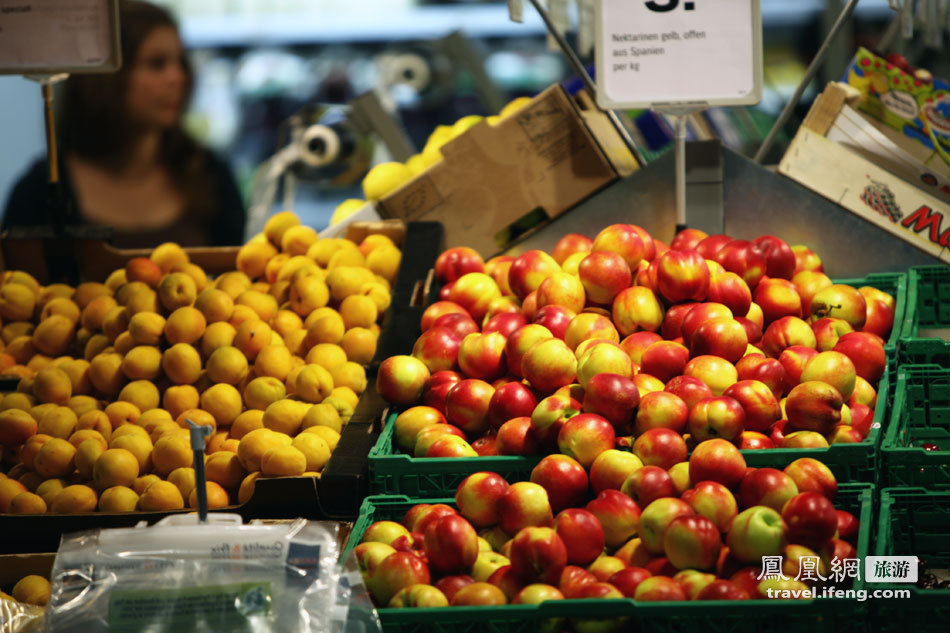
[594,0,763,229]
[754,0,860,164]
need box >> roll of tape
[300,124,341,167]
[387,53,431,93]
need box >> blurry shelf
[764,0,892,26]
[179,1,895,48]
[180,5,548,47]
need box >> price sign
[0,0,121,75]
[595,0,762,109]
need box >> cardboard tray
[375,84,626,257]
[0,233,240,286]
[0,552,54,589]
[0,219,409,285]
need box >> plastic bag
[44,513,381,633]
[0,597,44,633]
[332,553,381,633]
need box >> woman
[2,0,245,247]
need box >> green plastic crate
[880,365,950,486]
[369,359,892,496]
[900,266,950,340]
[343,483,874,633]
[368,415,541,496]
[897,266,950,367]
[872,487,950,631]
[835,272,908,350]
[742,361,891,484]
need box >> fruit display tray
[367,358,892,497]
[873,487,950,632]
[880,365,950,486]
[741,353,890,484]
[835,272,907,351]
[368,413,540,496]
[342,483,874,633]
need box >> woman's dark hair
[60,0,214,216]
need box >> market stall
[1,1,948,632]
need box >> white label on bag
[595,0,762,108]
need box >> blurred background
[2,0,944,232]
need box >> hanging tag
[508,0,524,23]
[548,0,570,52]
[578,0,596,57]
[888,0,902,10]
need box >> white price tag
[594,0,762,109]
[0,0,120,74]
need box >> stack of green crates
[881,365,950,485]
[872,488,950,630]
[876,265,950,623]
[883,266,950,482]
[897,265,950,364]
[352,272,920,631]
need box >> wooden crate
[778,83,950,264]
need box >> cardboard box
[0,553,54,588]
[573,89,641,179]
[0,238,239,285]
[779,83,950,264]
[0,554,50,633]
[376,84,623,256]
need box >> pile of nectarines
[377,225,894,460]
